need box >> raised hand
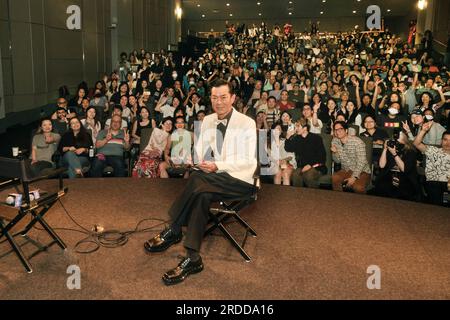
[123,129,130,144]
[330,144,338,153]
[421,121,433,132]
[401,121,411,133]
[106,129,112,141]
[313,104,320,113]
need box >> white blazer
[195,109,257,185]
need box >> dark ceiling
[182,0,416,20]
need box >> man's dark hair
[113,105,123,112]
[333,121,348,130]
[267,96,277,102]
[296,117,311,132]
[211,79,234,95]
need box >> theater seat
[318,133,333,188]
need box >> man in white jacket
[144,80,257,285]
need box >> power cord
[28,199,169,254]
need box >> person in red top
[277,90,295,112]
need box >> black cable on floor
[29,199,169,254]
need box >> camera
[386,139,398,149]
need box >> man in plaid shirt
[331,121,372,194]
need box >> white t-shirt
[160,104,176,118]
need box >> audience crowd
[30,24,450,206]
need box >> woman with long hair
[58,117,93,179]
[373,131,421,201]
[271,122,296,186]
[81,107,102,144]
[132,117,173,178]
[69,87,86,109]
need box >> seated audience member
[345,101,363,134]
[128,95,140,125]
[277,90,296,112]
[118,95,132,123]
[280,111,295,132]
[302,104,323,134]
[253,91,269,114]
[70,87,87,110]
[133,117,173,178]
[331,121,372,194]
[256,111,269,130]
[185,93,206,123]
[156,96,181,120]
[405,109,446,146]
[51,97,77,120]
[77,98,91,118]
[91,115,131,178]
[90,89,109,123]
[372,131,421,201]
[271,123,296,186]
[160,116,193,179]
[288,83,308,109]
[360,115,389,162]
[377,102,407,129]
[131,106,156,146]
[58,117,93,179]
[285,118,327,188]
[266,96,280,127]
[105,105,128,130]
[31,118,61,176]
[81,107,102,144]
[52,107,69,136]
[414,124,450,206]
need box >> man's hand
[198,161,218,174]
[123,129,130,144]
[330,144,338,153]
[302,165,312,173]
[75,148,85,155]
[106,130,113,141]
[344,176,357,187]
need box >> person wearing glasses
[331,121,372,194]
[360,115,389,163]
[51,98,77,121]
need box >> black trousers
[425,181,447,206]
[169,171,255,252]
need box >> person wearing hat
[404,109,446,145]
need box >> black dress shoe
[162,256,204,286]
[144,228,182,253]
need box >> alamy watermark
[67,265,81,290]
[66,5,81,30]
[366,5,382,30]
[366,265,381,290]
